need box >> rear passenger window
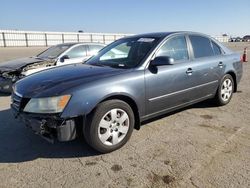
[156,36,189,61]
[211,41,222,56]
[189,35,214,58]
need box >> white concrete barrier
[0,30,231,47]
[0,30,132,47]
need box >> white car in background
[23,42,106,75]
[0,42,105,93]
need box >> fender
[60,71,145,119]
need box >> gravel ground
[0,43,249,188]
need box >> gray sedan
[12,32,243,153]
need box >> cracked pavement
[0,43,249,187]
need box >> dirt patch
[164,160,171,165]
[162,175,175,184]
[198,124,238,134]
[149,173,162,183]
[198,124,211,128]
[111,164,123,172]
[233,127,240,131]
[131,164,137,167]
[200,114,213,120]
[126,177,133,186]
[85,161,97,166]
[148,172,175,186]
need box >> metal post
[45,33,48,47]
[62,34,64,43]
[90,34,93,42]
[103,35,105,44]
[77,34,80,42]
[114,35,117,41]
[25,33,28,47]
[2,32,6,47]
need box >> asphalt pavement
[0,43,249,188]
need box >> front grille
[11,93,30,112]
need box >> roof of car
[126,31,208,39]
[57,42,105,47]
[130,32,177,38]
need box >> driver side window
[156,36,189,61]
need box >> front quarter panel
[60,70,145,118]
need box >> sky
[0,0,249,37]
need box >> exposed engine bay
[1,60,56,81]
[0,59,56,92]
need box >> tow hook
[39,120,54,143]
[40,120,47,134]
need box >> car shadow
[0,108,99,163]
[141,99,218,126]
[0,99,219,163]
[0,92,11,97]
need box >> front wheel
[214,74,234,106]
[83,100,134,153]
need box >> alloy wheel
[221,78,233,102]
[98,108,130,146]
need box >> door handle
[218,62,223,68]
[186,68,193,75]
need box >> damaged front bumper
[11,106,77,143]
[0,76,13,93]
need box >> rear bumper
[11,106,77,143]
[0,77,13,93]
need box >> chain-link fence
[0,30,132,47]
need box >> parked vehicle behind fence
[11,32,243,153]
[0,42,105,93]
[243,35,250,42]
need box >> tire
[83,100,135,153]
[214,74,234,106]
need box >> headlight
[23,95,71,113]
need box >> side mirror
[60,55,70,62]
[151,56,174,66]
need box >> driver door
[145,35,196,115]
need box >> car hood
[15,64,130,97]
[0,57,46,71]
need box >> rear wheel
[214,74,234,106]
[83,100,134,153]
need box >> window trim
[188,34,223,59]
[152,34,191,64]
[211,40,223,56]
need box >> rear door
[187,35,224,99]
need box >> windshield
[37,44,71,59]
[86,37,160,68]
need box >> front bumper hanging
[12,107,77,143]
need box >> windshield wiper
[108,64,128,69]
[90,63,107,67]
[35,56,46,60]
[47,56,57,59]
